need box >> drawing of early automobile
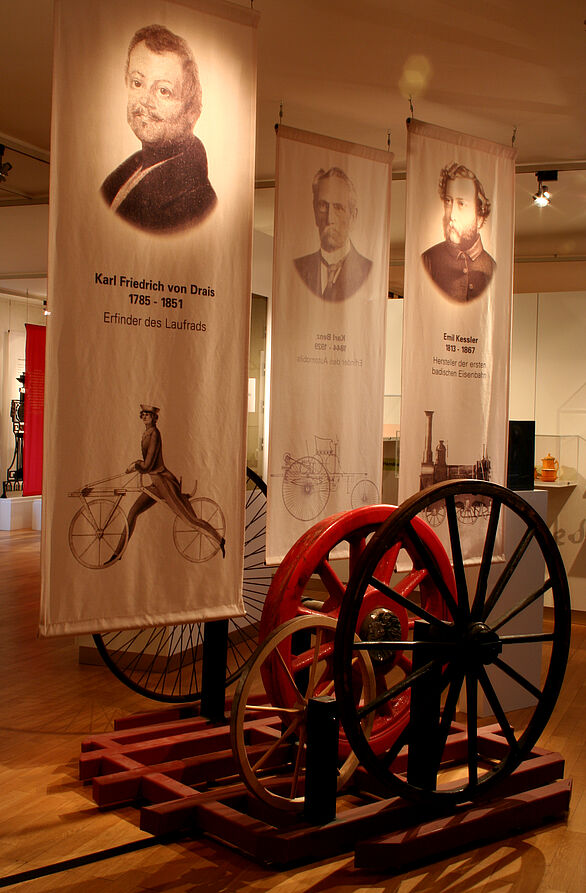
[68,471,225,568]
[280,435,379,521]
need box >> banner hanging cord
[387,130,391,151]
[409,95,414,118]
[512,125,517,147]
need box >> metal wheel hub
[424,620,503,667]
[460,621,502,666]
[360,607,402,666]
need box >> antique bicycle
[85,468,273,701]
[68,470,225,568]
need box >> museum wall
[0,205,49,277]
[0,296,45,482]
[513,291,586,610]
[0,206,48,484]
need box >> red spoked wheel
[258,505,456,754]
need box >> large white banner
[399,120,515,558]
[40,0,257,635]
[267,127,392,563]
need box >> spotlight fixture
[532,169,558,207]
[0,144,12,183]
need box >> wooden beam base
[79,709,572,869]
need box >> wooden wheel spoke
[491,580,553,632]
[290,724,307,798]
[402,520,460,621]
[244,703,301,716]
[373,540,401,584]
[393,567,428,598]
[483,526,536,620]
[357,658,441,719]
[499,632,555,645]
[466,674,479,786]
[471,499,501,618]
[349,534,367,574]
[381,725,409,769]
[251,715,301,773]
[492,656,543,700]
[320,676,336,697]
[353,639,452,653]
[290,640,335,676]
[317,559,346,606]
[477,666,520,752]
[438,669,464,744]
[446,494,469,614]
[306,628,324,699]
[274,645,305,703]
[369,576,448,629]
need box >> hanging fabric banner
[399,119,516,559]
[23,324,46,497]
[267,126,392,563]
[40,0,257,635]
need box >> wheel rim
[334,479,571,806]
[230,615,376,812]
[351,478,379,508]
[93,468,273,701]
[259,505,455,755]
[69,500,128,569]
[282,456,330,521]
[173,496,226,562]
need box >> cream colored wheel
[230,614,376,813]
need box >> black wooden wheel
[334,479,571,806]
[93,467,273,701]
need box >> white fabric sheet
[267,126,392,563]
[40,0,257,635]
[399,119,516,561]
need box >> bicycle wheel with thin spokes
[173,496,225,562]
[69,499,128,569]
[93,467,273,701]
[282,456,330,521]
[334,479,571,807]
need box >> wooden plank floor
[1,529,585,892]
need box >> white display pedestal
[0,495,42,530]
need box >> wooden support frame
[80,709,571,870]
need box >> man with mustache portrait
[101,24,216,233]
[421,162,495,302]
[294,167,372,302]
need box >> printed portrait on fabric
[100,24,217,234]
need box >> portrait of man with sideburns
[421,162,495,302]
[101,24,216,233]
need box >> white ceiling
[1,0,585,291]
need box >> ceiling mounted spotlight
[0,145,12,183]
[533,169,558,207]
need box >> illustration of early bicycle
[279,435,379,522]
[68,471,225,568]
